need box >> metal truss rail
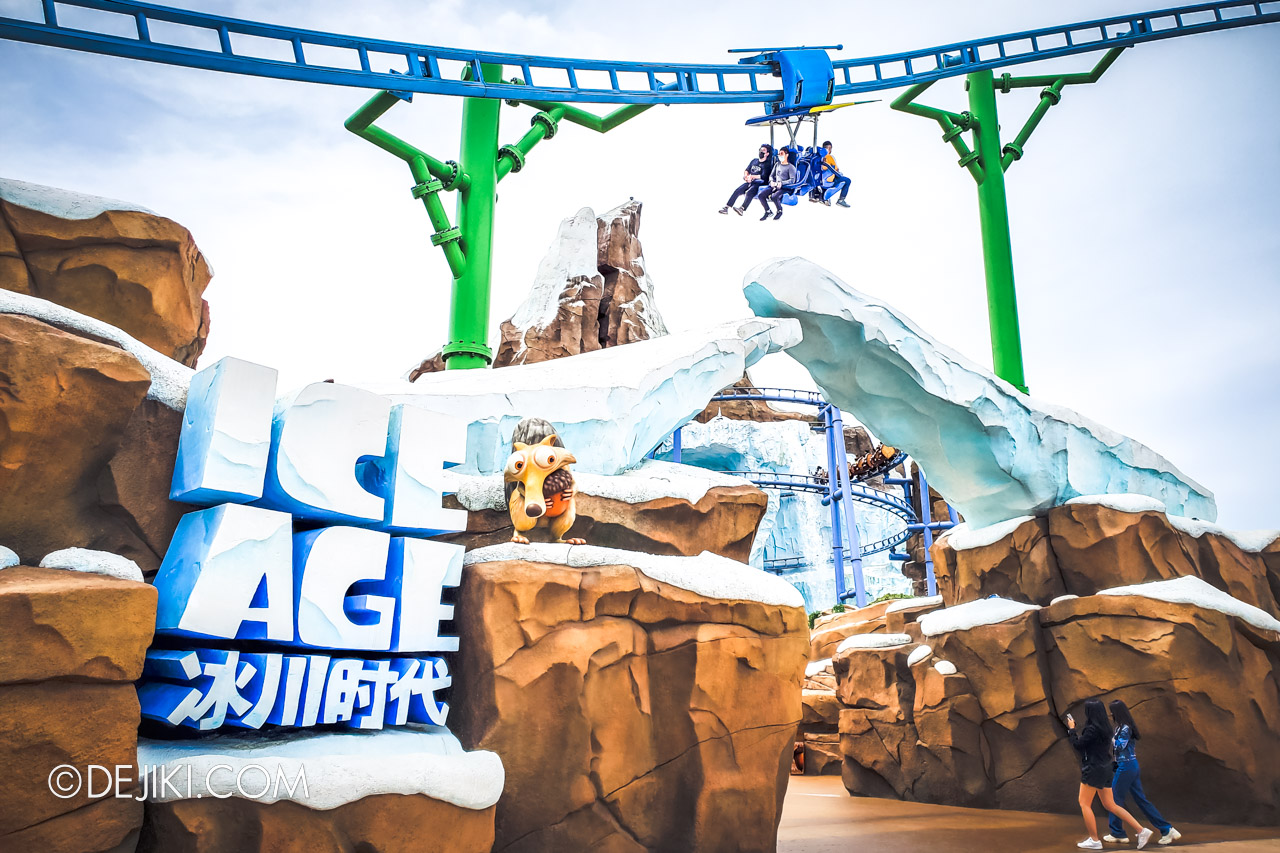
[2,1,1275,104]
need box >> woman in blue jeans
[1106,700,1181,846]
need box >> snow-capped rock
[39,547,144,583]
[743,257,1217,527]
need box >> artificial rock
[451,549,809,852]
[0,177,211,367]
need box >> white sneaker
[1157,828,1181,846]
[1079,840,1104,850]
[1136,828,1153,849]
[1103,836,1131,843]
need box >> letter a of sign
[154,504,295,641]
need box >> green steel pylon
[345,64,656,370]
[891,47,1126,395]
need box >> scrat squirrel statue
[504,417,585,545]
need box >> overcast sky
[2,1,1277,527]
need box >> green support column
[965,69,1028,393]
[446,62,503,370]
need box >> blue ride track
[1,1,1277,107]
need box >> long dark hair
[1083,699,1112,738]
[1109,699,1141,740]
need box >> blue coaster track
[676,387,957,607]
[1,1,1276,106]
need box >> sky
[1,0,1277,528]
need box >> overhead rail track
[2,1,1276,105]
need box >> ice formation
[0,176,156,219]
[0,546,20,569]
[1098,576,1280,633]
[137,726,503,809]
[0,289,193,408]
[39,548,143,583]
[667,415,911,609]
[836,633,913,653]
[464,542,805,609]
[918,597,1041,637]
[743,257,1217,527]
[368,317,799,477]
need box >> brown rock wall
[0,192,211,366]
[451,558,808,852]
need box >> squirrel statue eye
[547,455,556,464]
[514,460,524,470]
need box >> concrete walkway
[778,777,1280,853]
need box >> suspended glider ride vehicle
[734,45,877,206]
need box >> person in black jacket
[719,144,773,215]
[1068,699,1152,850]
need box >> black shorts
[1081,763,1111,788]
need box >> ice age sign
[137,357,468,732]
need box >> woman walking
[1105,700,1181,846]
[1067,699,1152,850]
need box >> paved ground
[778,776,1280,853]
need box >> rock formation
[0,178,211,367]
[408,201,666,378]
[453,544,809,852]
[743,257,1217,526]
[0,312,186,574]
[0,566,156,852]
[830,501,1280,825]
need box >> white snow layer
[39,548,143,583]
[1098,576,1280,634]
[1064,494,1167,514]
[448,459,753,512]
[836,633,913,654]
[933,660,958,675]
[372,316,800,477]
[464,542,805,609]
[0,289,192,408]
[0,546,19,569]
[886,595,944,614]
[805,659,833,678]
[1165,516,1279,553]
[137,726,504,809]
[511,206,604,334]
[918,597,1042,637]
[1050,594,1080,605]
[743,258,1217,526]
[941,517,1036,551]
[907,644,933,666]
[0,176,156,219]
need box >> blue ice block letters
[171,357,278,505]
[153,504,295,642]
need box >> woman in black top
[1067,699,1152,850]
